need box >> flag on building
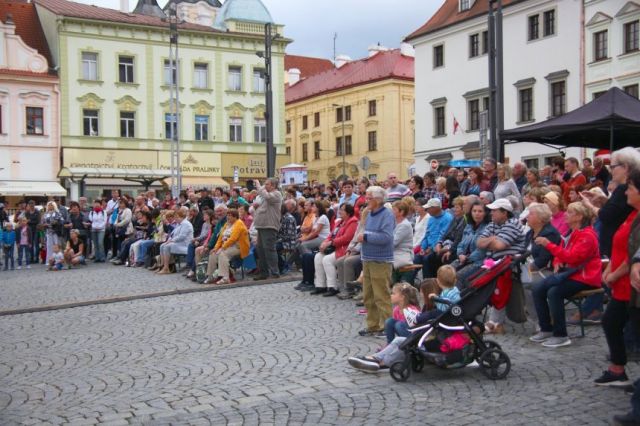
[453,116,461,134]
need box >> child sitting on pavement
[415,265,461,324]
[48,244,64,271]
[384,282,421,344]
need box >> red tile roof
[34,0,224,33]
[0,0,54,73]
[405,0,522,42]
[285,49,414,105]
[284,54,334,79]
[0,68,58,78]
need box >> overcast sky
[75,0,442,60]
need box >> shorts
[54,262,64,271]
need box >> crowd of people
[2,147,640,423]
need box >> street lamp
[256,23,280,178]
[332,103,346,179]
[166,3,181,197]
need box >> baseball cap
[486,198,513,212]
[423,198,442,209]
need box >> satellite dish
[359,156,371,171]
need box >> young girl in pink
[384,282,421,344]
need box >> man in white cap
[476,198,526,258]
[414,198,453,278]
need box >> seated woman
[184,209,212,276]
[113,211,153,266]
[430,197,467,272]
[130,210,160,267]
[299,201,330,254]
[544,191,569,237]
[63,229,85,268]
[311,203,358,296]
[392,200,414,269]
[203,208,249,285]
[530,201,602,348]
[156,208,194,275]
[452,201,488,271]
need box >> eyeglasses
[610,163,622,169]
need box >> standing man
[358,186,395,336]
[385,172,410,202]
[253,178,282,280]
[25,201,41,263]
[105,189,120,259]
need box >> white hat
[423,198,442,209]
[486,198,513,212]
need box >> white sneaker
[529,331,553,343]
[16,266,21,270]
[26,265,31,269]
[542,336,571,348]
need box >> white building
[407,0,637,174]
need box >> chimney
[400,42,415,57]
[288,68,301,85]
[120,0,129,12]
[335,54,351,69]
[368,43,388,57]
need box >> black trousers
[603,298,629,366]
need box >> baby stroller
[390,256,514,382]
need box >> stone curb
[0,274,301,317]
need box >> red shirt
[561,172,587,204]
[610,210,638,301]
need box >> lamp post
[167,4,181,197]
[332,103,346,179]
[256,23,279,178]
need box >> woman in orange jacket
[203,209,249,285]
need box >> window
[519,88,533,122]
[482,30,489,54]
[254,119,266,143]
[624,84,639,99]
[228,66,242,91]
[164,59,177,85]
[336,107,343,122]
[26,107,43,135]
[193,63,208,89]
[118,56,134,83]
[286,120,291,134]
[483,96,490,112]
[120,112,135,138]
[314,141,320,160]
[468,99,480,131]
[368,131,377,151]
[624,21,639,54]
[368,100,377,116]
[82,52,98,80]
[345,105,351,121]
[433,45,444,68]
[165,113,177,139]
[434,106,445,136]
[551,81,566,117]
[336,136,352,156]
[314,112,320,127]
[302,143,308,162]
[543,10,555,37]
[83,109,99,136]
[252,69,265,93]
[528,15,539,41]
[286,146,291,156]
[229,117,242,142]
[469,33,480,58]
[459,0,471,12]
[594,30,608,61]
[593,91,606,99]
[195,115,209,141]
[302,115,308,130]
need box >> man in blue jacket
[357,186,396,337]
[414,198,453,279]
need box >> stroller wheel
[390,361,411,382]
[474,339,502,362]
[479,348,511,380]
[411,353,425,373]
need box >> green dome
[213,0,274,30]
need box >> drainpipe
[579,0,587,159]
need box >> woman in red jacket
[530,201,602,348]
[311,203,359,297]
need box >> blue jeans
[186,242,196,269]
[632,377,640,420]
[413,252,438,280]
[532,277,591,337]
[384,318,410,344]
[4,245,14,269]
[137,240,156,264]
[17,244,30,266]
[91,230,105,261]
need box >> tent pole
[609,122,614,153]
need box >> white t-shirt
[315,215,331,240]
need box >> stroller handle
[431,296,453,306]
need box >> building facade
[285,47,415,183]
[35,0,289,198]
[407,0,594,174]
[0,0,64,202]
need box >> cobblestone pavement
[0,266,635,425]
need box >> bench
[565,288,605,337]
[393,264,423,286]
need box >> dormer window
[459,0,474,12]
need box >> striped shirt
[436,287,461,311]
[386,184,411,202]
[479,217,526,259]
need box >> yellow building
[285,47,415,183]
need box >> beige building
[285,46,415,183]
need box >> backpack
[196,259,209,284]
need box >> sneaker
[542,336,571,348]
[26,265,31,269]
[594,370,631,387]
[347,356,380,372]
[358,328,383,337]
[16,266,21,270]
[583,311,603,325]
[529,331,553,343]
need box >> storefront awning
[181,176,230,189]
[0,180,67,196]
[58,167,170,187]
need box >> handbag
[539,266,580,287]
[323,243,335,255]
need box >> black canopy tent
[501,87,640,152]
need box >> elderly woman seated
[203,208,250,285]
[156,208,194,274]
